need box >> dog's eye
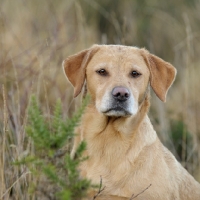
[131,71,141,78]
[96,69,108,76]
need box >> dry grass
[1,0,200,199]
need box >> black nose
[112,87,130,101]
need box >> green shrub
[14,95,90,200]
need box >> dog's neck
[80,95,157,166]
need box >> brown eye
[96,69,108,76]
[131,71,141,78]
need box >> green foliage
[170,120,193,162]
[15,95,90,200]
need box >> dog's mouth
[102,106,132,117]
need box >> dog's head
[63,45,176,117]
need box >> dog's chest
[79,143,153,198]
[79,146,134,194]
[80,126,137,189]
[79,115,157,197]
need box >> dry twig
[93,176,106,200]
[130,184,152,200]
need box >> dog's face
[86,46,150,117]
[63,45,176,117]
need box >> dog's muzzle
[100,86,137,117]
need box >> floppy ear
[141,49,177,102]
[63,45,99,97]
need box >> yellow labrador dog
[63,45,200,200]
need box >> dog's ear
[141,49,177,102]
[63,45,99,97]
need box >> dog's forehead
[96,45,140,57]
[89,45,147,69]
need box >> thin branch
[130,184,152,200]
[93,176,106,200]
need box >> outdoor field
[0,0,200,199]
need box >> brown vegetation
[0,0,200,199]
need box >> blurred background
[1,0,200,198]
